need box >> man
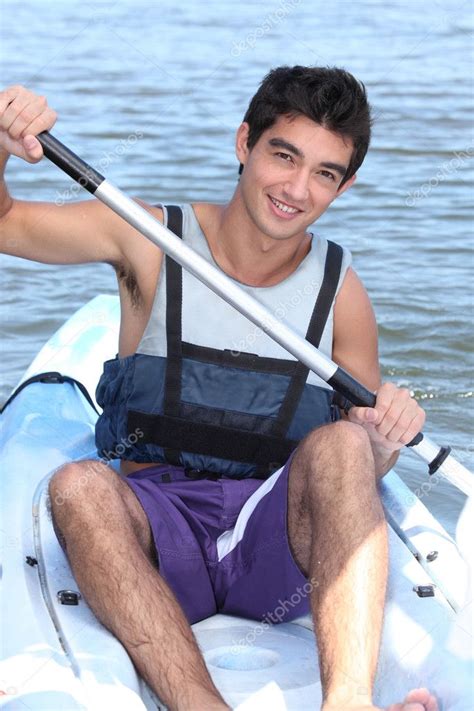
[0,67,437,711]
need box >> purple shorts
[125,456,311,625]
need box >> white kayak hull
[1,295,472,709]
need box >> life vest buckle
[184,468,220,481]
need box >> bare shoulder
[333,267,380,390]
[334,267,375,328]
[191,201,224,233]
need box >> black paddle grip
[328,367,376,408]
[37,132,104,194]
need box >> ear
[336,173,357,197]
[235,122,250,166]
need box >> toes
[405,688,429,702]
[404,688,438,711]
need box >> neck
[204,189,312,288]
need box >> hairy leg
[49,460,229,711]
[288,420,389,707]
[287,422,438,711]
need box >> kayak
[0,294,472,710]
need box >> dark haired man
[0,67,437,710]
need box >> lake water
[1,0,472,536]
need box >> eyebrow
[319,161,348,178]
[268,137,348,178]
[268,137,304,158]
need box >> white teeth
[270,197,298,214]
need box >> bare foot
[322,687,439,711]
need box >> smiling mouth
[268,195,302,215]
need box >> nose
[282,168,310,205]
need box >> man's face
[235,113,356,240]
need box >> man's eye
[319,170,335,181]
[276,152,293,162]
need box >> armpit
[112,260,141,308]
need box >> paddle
[35,131,472,496]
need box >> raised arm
[0,85,161,269]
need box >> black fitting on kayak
[413,585,435,598]
[428,445,452,476]
[57,590,81,605]
[0,371,99,415]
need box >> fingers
[382,383,426,445]
[0,85,20,115]
[22,134,44,162]
[347,382,425,449]
[9,98,56,140]
[2,92,43,136]
[348,404,378,426]
[0,86,42,135]
[0,85,57,162]
[372,382,425,445]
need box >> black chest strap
[162,205,185,466]
[272,239,343,437]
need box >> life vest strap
[127,409,297,469]
[273,240,343,439]
[163,205,185,466]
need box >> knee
[49,459,113,516]
[302,420,371,457]
[294,420,375,489]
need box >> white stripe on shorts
[216,465,285,562]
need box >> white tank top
[137,203,351,389]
